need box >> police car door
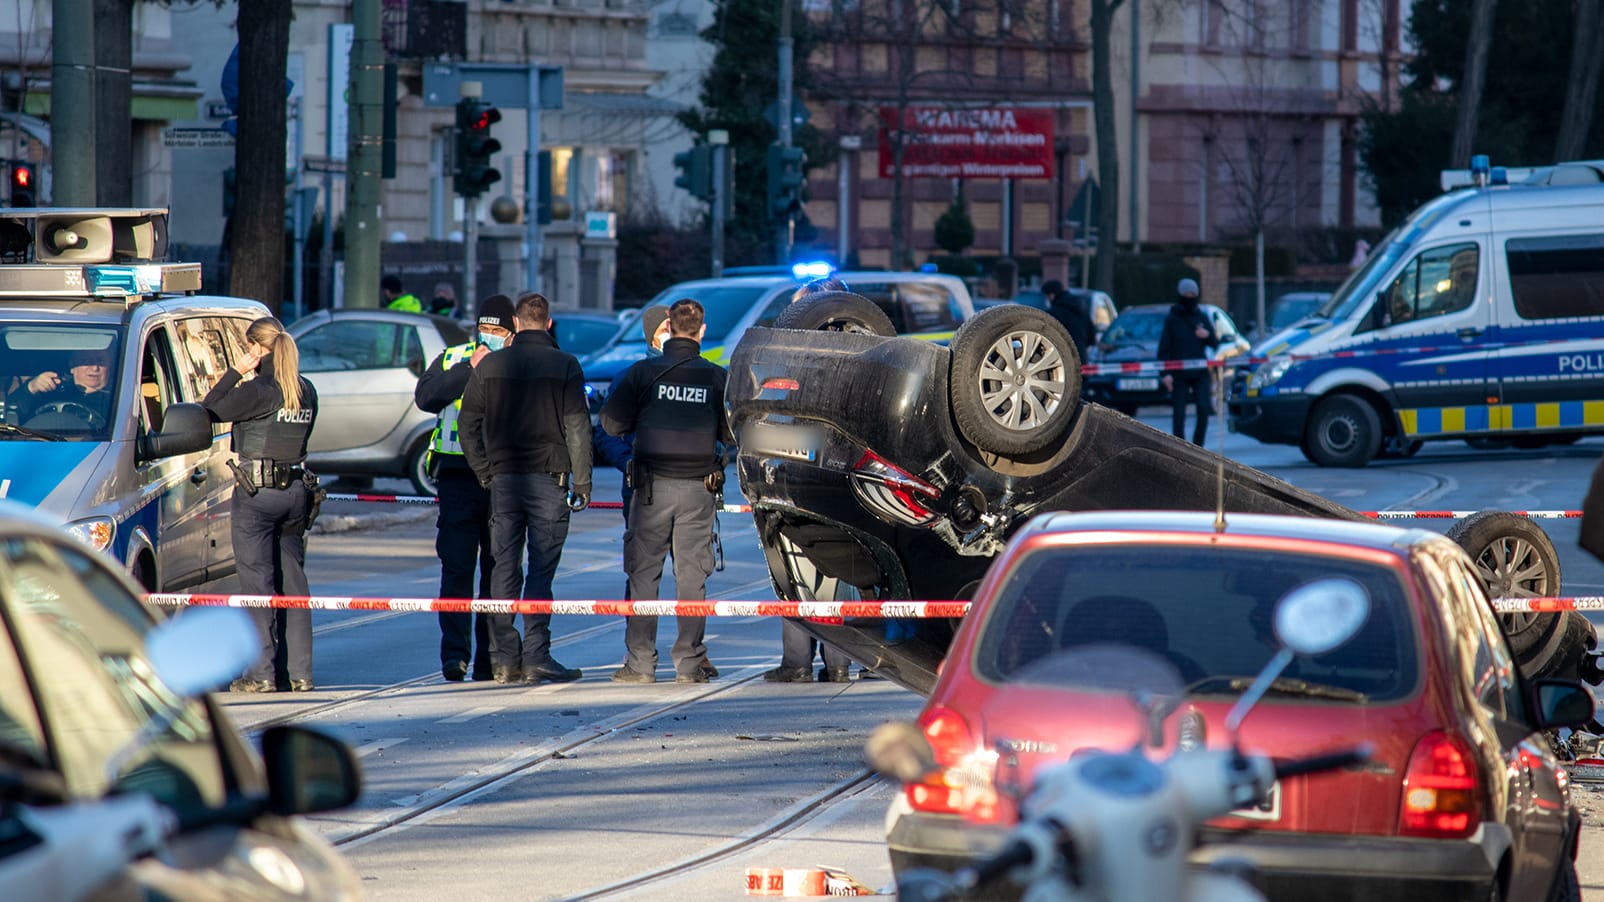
[1495,231,1604,438]
[134,322,207,589]
[1364,240,1494,439]
[176,316,254,581]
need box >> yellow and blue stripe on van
[1399,400,1604,436]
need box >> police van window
[1378,243,1478,328]
[1507,233,1604,320]
[174,318,231,399]
[898,282,959,331]
[1,325,123,439]
[298,320,405,372]
[138,326,183,434]
[214,316,253,368]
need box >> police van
[1229,156,1604,466]
[0,208,270,589]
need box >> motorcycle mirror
[864,721,938,784]
[1273,578,1371,656]
[146,606,259,696]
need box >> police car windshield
[642,283,777,343]
[1,324,124,441]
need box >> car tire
[949,305,1081,457]
[1303,395,1382,467]
[407,437,438,497]
[1445,510,1594,681]
[773,290,897,336]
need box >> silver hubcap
[1471,535,1549,603]
[976,330,1066,432]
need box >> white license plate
[1229,781,1281,821]
[1117,378,1158,391]
[746,423,818,462]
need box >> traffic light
[10,161,35,207]
[453,98,502,197]
[766,145,805,220]
[672,145,712,200]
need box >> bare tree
[227,1,292,315]
[94,0,132,205]
[1555,0,1603,163]
[1448,0,1495,168]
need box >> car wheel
[1446,510,1594,681]
[1303,395,1382,467]
[407,438,438,497]
[773,290,896,336]
[949,305,1080,457]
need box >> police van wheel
[1446,510,1591,681]
[407,438,437,497]
[949,306,1080,457]
[774,290,897,336]
[1304,395,1381,467]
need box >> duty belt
[241,458,305,486]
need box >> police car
[0,208,270,590]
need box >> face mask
[479,333,508,351]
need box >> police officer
[602,298,733,684]
[414,294,516,682]
[458,292,591,685]
[201,316,320,693]
[1158,278,1219,445]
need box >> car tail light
[905,706,998,820]
[761,377,800,391]
[1399,731,1481,838]
[850,450,941,527]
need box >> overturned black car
[728,293,1599,695]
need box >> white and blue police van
[0,208,270,588]
[1229,156,1604,467]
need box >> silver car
[290,309,470,495]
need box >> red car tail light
[1399,731,1481,838]
[905,706,998,820]
[850,450,941,527]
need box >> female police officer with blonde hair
[202,316,320,693]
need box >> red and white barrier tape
[1490,597,1604,613]
[326,492,1579,522]
[143,593,972,617]
[326,492,753,513]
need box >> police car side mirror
[138,402,213,461]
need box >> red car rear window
[973,545,1419,703]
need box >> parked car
[0,208,270,591]
[1081,303,1250,415]
[579,270,976,408]
[289,308,469,496]
[550,308,633,359]
[885,509,1589,901]
[723,294,1598,696]
[0,499,363,898]
[1262,290,1330,337]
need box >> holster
[227,459,258,497]
[704,468,725,494]
[629,459,653,505]
[302,468,327,529]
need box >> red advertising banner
[878,106,1055,179]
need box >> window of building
[1507,233,1604,320]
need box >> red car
[886,510,1588,901]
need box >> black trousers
[621,477,714,677]
[1170,370,1212,446]
[487,471,570,671]
[779,620,848,670]
[232,481,312,685]
[435,466,493,676]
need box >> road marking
[437,706,501,724]
[353,738,410,758]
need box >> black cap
[477,294,516,333]
[1041,279,1065,297]
[640,305,670,342]
[381,274,403,293]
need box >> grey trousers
[621,476,715,676]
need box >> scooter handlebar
[957,835,1039,890]
[1272,743,1372,779]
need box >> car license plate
[1229,781,1280,821]
[1117,378,1158,391]
[746,422,819,462]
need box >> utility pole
[710,129,728,277]
[1128,0,1141,254]
[52,0,97,205]
[774,0,793,264]
[344,0,384,307]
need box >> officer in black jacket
[458,292,592,685]
[413,294,517,682]
[1157,277,1219,445]
[601,298,734,684]
[201,316,320,693]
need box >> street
[214,412,1604,899]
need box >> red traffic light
[471,108,501,130]
[12,164,31,188]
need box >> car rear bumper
[889,807,1509,902]
[1228,394,1308,445]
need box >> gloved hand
[567,486,591,512]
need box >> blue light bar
[791,261,834,280]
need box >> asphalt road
[208,412,1604,900]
